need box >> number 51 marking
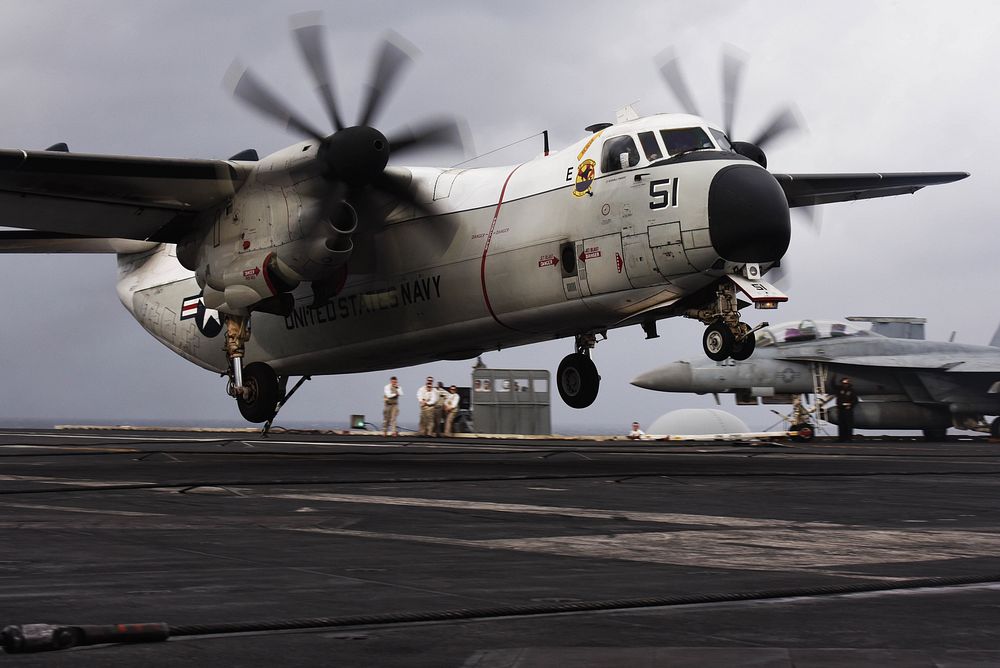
[649,178,679,209]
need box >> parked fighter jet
[0,16,969,424]
[631,317,1000,439]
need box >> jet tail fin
[989,322,1000,348]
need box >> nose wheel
[730,322,756,361]
[703,320,757,361]
[702,322,734,361]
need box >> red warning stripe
[480,164,525,332]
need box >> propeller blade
[374,171,459,253]
[794,204,823,235]
[357,31,417,127]
[751,106,801,150]
[291,13,345,132]
[387,118,466,157]
[224,61,326,141]
[721,47,747,138]
[373,170,434,218]
[656,48,700,116]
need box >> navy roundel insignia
[196,300,223,338]
[180,293,222,338]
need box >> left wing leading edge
[0,149,251,243]
[773,172,969,207]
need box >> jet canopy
[755,320,881,347]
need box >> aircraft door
[648,221,696,277]
[580,233,630,294]
[559,241,586,300]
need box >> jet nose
[708,164,790,262]
[631,362,693,392]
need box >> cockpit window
[660,127,715,156]
[637,131,663,161]
[709,128,732,151]
[601,135,640,173]
[755,320,880,347]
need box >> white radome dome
[648,408,749,435]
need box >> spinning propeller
[226,12,465,231]
[657,46,800,169]
[658,46,819,231]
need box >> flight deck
[1,428,998,666]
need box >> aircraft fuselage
[121,114,783,376]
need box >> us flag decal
[180,295,200,320]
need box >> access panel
[580,233,630,294]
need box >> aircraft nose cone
[708,164,790,262]
[631,362,693,392]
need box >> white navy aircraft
[0,20,969,423]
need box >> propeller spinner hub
[321,125,390,183]
[708,164,790,263]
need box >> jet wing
[779,353,1000,373]
[772,172,969,207]
[0,149,251,243]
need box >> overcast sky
[1,0,998,432]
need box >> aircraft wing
[779,353,1000,373]
[0,230,157,254]
[0,149,251,243]
[772,172,969,207]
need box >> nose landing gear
[690,282,763,362]
[557,332,604,409]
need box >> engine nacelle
[828,402,952,430]
[181,189,360,314]
[274,201,359,282]
[195,249,297,314]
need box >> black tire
[557,353,600,409]
[790,422,814,442]
[703,322,734,362]
[237,362,280,423]
[730,323,756,361]
[922,427,948,442]
[991,418,1000,438]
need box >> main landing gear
[224,315,280,423]
[223,314,309,431]
[691,282,761,362]
[557,332,603,409]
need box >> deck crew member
[435,382,448,435]
[443,385,461,436]
[382,376,403,436]
[417,376,439,436]
[628,421,645,440]
[836,377,857,442]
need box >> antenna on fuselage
[615,103,640,123]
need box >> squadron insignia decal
[573,159,596,198]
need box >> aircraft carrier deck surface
[1,428,998,666]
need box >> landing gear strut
[689,282,760,362]
[557,332,603,409]
[224,314,280,423]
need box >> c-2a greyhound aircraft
[0,21,969,423]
